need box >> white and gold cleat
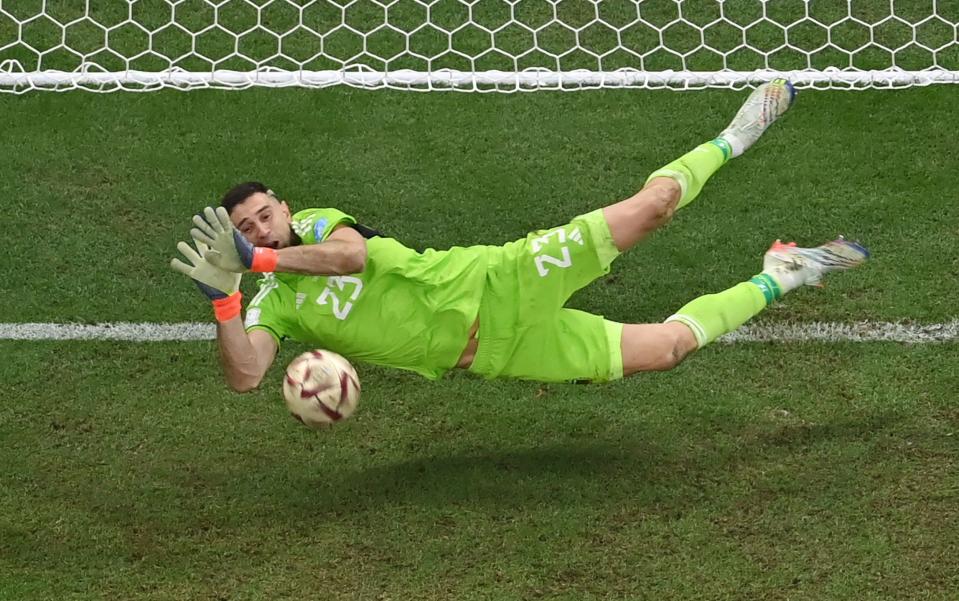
[763,237,870,288]
[717,78,796,158]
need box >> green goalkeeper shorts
[469,209,625,383]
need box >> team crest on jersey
[313,218,329,241]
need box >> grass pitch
[1,85,957,599]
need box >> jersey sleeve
[243,274,297,346]
[291,208,357,245]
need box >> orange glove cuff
[212,291,243,323]
[251,247,279,273]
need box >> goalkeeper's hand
[190,206,278,274]
[170,238,244,322]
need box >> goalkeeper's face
[230,192,294,249]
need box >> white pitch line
[0,321,957,343]
[720,320,959,344]
[0,322,216,341]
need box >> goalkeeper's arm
[193,207,367,276]
[210,230,363,390]
[269,225,367,276]
[215,319,278,393]
[171,237,278,393]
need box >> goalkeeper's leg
[621,237,869,375]
[604,79,795,253]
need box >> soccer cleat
[717,78,796,159]
[762,237,870,288]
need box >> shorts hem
[578,208,620,270]
[604,319,624,381]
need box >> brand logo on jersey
[292,218,312,238]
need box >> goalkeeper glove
[170,238,244,322]
[190,206,278,273]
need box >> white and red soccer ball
[282,350,360,429]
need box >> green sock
[666,273,782,348]
[645,139,731,209]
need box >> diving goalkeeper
[171,80,869,391]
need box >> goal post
[1,0,957,93]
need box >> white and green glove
[170,238,244,322]
[191,206,279,273]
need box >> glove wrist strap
[212,291,243,323]
[251,247,279,273]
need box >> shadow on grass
[265,412,906,514]
[33,411,907,543]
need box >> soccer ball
[282,350,360,429]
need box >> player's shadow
[286,412,903,513]
[320,443,650,508]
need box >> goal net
[2,0,957,93]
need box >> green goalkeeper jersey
[244,208,489,380]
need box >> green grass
[2,341,957,600]
[1,87,957,322]
[1,82,958,599]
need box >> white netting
[1,0,958,93]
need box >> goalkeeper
[172,79,868,391]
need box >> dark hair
[220,181,274,214]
